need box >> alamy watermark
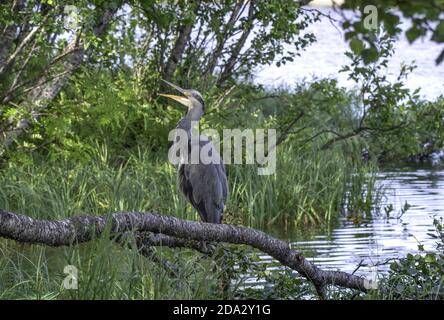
[363,5,378,31]
[63,265,78,290]
[168,121,276,175]
[64,5,80,31]
[364,265,379,289]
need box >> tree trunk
[162,0,202,80]
[216,1,255,87]
[1,6,117,150]
[0,209,370,296]
[0,18,46,78]
[0,0,25,75]
[0,25,19,71]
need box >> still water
[252,165,444,283]
[250,6,444,282]
[255,7,444,101]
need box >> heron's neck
[176,105,203,138]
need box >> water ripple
[254,166,444,280]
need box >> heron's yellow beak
[158,79,190,108]
[158,93,190,107]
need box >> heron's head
[158,79,205,111]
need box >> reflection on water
[257,165,444,279]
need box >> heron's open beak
[158,93,190,107]
[158,79,190,108]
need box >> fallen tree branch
[132,231,216,256]
[117,231,217,276]
[0,209,370,297]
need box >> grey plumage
[178,147,228,223]
[159,80,228,224]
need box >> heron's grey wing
[198,139,227,222]
[178,140,227,223]
[178,164,207,219]
[217,162,228,202]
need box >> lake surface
[251,165,444,285]
[255,7,444,101]
[249,7,444,284]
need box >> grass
[0,237,227,299]
[0,141,378,226]
[0,140,380,299]
[227,142,380,228]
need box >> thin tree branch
[217,1,255,86]
[203,1,244,79]
[0,14,48,77]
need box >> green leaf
[425,253,436,263]
[361,47,379,64]
[405,26,422,43]
[344,31,356,40]
[432,21,444,43]
[383,13,401,35]
[350,37,364,55]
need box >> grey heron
[159,80,228,224]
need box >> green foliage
[0,0,443,300]
[0,236,228,299]
[228,146,363,227]
[337,33,444,162]
[240,265,313,300]
[378,218,444,299]
[341,0,444,64]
